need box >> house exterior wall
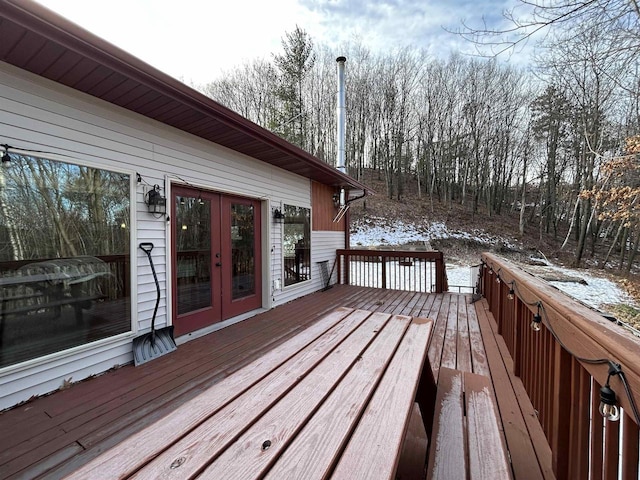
[0,61,347,410]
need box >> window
[0,152,131,368]
[283,205,310,286]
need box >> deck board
[0,285,552,479]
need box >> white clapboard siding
[0,62,317,409]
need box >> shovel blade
[132,326,177,366]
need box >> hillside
[349,170,572,265]
[348,169,640,324]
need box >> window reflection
[283,205,310,286]
[231,204,256,299]
[175,196,211,314]
[0,153,131,368]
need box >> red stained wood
[426,368,467,480]
[475,300,552,479]
[0,285,559,479]
[66,307,358,478]
[329,319,433,480]
[467,298,490,376]
[455,296,473,372]
[464,371,512,480]
[396,403,429,480]
[131,311,403,480]
[551,343,571,479]
[590,378,604,480]
[621,412,639,480]
[441,296,458,370]
[603,418,620,480]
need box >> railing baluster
[335,249,448,294]
[603,417,620,480]
[590,377,605,480]
[551,343,572,478]
[481,252,640,480]
[621,412,639,480]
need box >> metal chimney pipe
[336,56,346,175]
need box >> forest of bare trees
[201,2,640,271]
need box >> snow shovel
[132,242,177,366]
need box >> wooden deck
[0,285,553,479]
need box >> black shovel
[132,242,177,366]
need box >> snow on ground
[351,220,635,310]
[544,264,635,309]
[351,218,517,249]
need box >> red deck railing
[336,249,447,293]
[481,252,640,479]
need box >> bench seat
[427,367,511,479]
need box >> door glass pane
[176,196,211,314]
[231,203,255,300]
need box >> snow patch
[351,220,635,310]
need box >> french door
[172,186,262,337]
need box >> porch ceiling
[0,0,369,192]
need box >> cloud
[36,0,531,83]
[297,0,524,60]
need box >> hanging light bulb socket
[599,362,622,422]
[508,281,515,300]
[530,303,542,332]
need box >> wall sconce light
[146,184,166,215]
[599,362,622,422]
[273,208,285,222]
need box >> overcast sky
[35,0,528,85]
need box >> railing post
[337,252,342,285]
[345,253,350,285]
[551,342,571,479]
[513,298,522,377]
[435,254,444,293]
[381,256,386,289]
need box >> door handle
[215,262,222,267]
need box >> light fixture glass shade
[146,187,166,214]
[530,319,542,332]
[508,288,515,300]
[599,385,620,421]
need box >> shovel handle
[139,242,154,254]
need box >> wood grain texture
[396,403,429,480]
[128,309,378,480]
[331,318,434,480]
[456,296,472,372]
[262,315,418,480]
[466,297,490,376]
[464,371,512,480]
[65,307,354,479]
[475,301,551,479]
[199,313,410,479]
[1,286,560,479]
[426,367,467,480]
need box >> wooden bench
[67,307,434,479]
[427,367,511,479]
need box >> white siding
[0,62,316,409]
[272,231,344,306]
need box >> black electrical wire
[489,261,640,426]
